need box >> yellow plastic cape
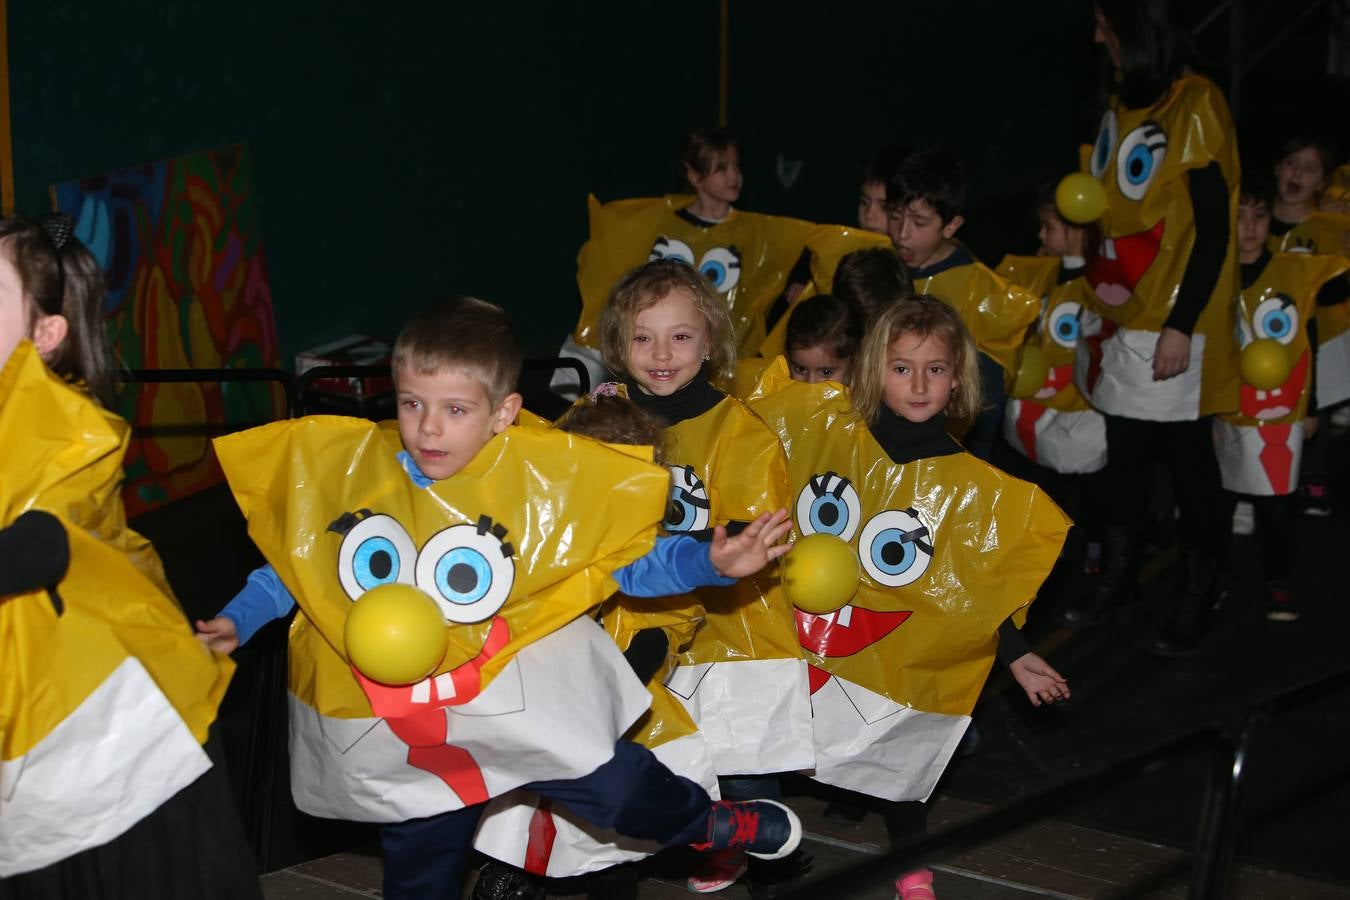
[1078,74,1241,415]
[746,359,1070,714]
[574,194,815,356]
[996,255,1097,412]
[214,418,669,719]
[660,395,800,666]
[911,256,1041,377]
[1222,253,1349,427]
[1,341,232,758]
[757,228,895,359]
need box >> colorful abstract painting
[52,144,282,515]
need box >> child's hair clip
[35,213,74,251]
[589,381,621,400]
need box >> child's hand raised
[709,509,793,579]
[1009,651,1070,707]
[195,616,240,655]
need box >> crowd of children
[5,1,1350,899]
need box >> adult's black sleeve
[996,615,1032,665]
[1163,163,1231,336]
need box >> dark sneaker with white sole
[692,799,802,861]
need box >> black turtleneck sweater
[866,406,1030,663]
[624,372,724,427]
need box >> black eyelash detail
[326,508,374,536]
[476,514,515,559]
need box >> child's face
[857,180,888,234]
[1275,147,1327,208]
[687,149,742,207]
[788,344,851,385]
[1236,198,1272,260]
[1037,207,1080,258]
[887,199,962,269]
[0,252,29,369]
[395,363,519,481]
[626,288,710,396]
[882,331,957,423]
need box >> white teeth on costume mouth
[410,680,431,704]
[836,605,853,627]
[1257,390,1267,400]
[1102,238,1118,260]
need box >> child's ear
[31,314,68,357]
[941,215,965,240]
[684,164,701,189]
[492,392,523,433]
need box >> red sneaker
[895,867,936,899]
[686,848,747,893]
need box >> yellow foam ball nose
[782,533,860,615]
[344,583,449,686]
[1055,173,1108,224]
[1240,339,1292,390]
[1010,344,1051,399]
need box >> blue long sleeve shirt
[219,450,733,646]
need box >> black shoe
[822,797,867,823]
[1150,554,1217,657]
[1059,526,1137,626]
[473,862,547,900]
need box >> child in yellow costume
[998,194,1106,475]
[747,297,1069,900]
[0,213,249,898]
[197,298,802,900]
[596,258,812,892]
[1214,181,1348,621]
[886,149,1041,460]
[1071,1,1240,655]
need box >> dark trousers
[379,740,711,900]
[1220,491,1295,583]
[1103,415,1225,558]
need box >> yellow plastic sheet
[1078,74,1241,415]
[1,341,232,758]
[574,194,814,356]
[214,418,670,719]
[996,255,1097,412]
[747,359,1069,715]
[911,257,1040,377]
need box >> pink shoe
[895,867,936,900]
[686,848,748,893]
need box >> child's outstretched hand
[1009,651,1069,707]
[195,616,239,655]
[709,509,793,579]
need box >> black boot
[1058,526,1137,626]
[473,861,547,900]
[1150,553,1217,657]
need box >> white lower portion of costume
[1003,400,1108,474]
[806,673,969,803]
[1213,418,1304,496]
[665,657,815,776]
[471,715,720,878]
[549,336,611,402]
[0,658,211,876]
[286,616,651,823]
[1076,324,1206,421]
[1316,327,1350,409]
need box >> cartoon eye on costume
[858,508,934,588]
[1090,110,1117,178]
[664,465,711,532]
[795,472,862,542]
[1115,122,1167,201]
[649,236,695,266]
[1046,300,1083,348]
[698,246,742,293]
[1235,311,1253,348]
[1252,295,1299,345]
[336,514,418,601]
[415,516,516,624]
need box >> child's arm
[616,509,792,598]
[195,565,296,653]
[997,617,1069,706]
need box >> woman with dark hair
[1063,0,1241,657]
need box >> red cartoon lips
[796,605,912,659]
[1239,351,1309,421]
[1086,219,1166,307]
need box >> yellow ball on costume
[782,533,860,615]
[1239,339,1292,390]
[1010,344,1050,399]
[1055,173,1108,224]
[344,583,449,685]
